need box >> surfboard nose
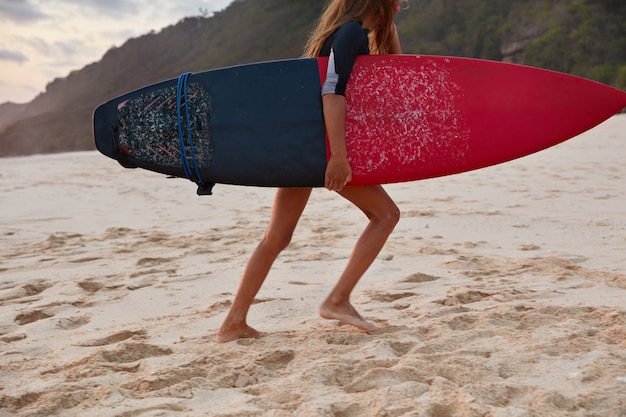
[93,100,138,169]
[93,101,118,160]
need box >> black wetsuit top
[319,21,370,96]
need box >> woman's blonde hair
[304,0,408,57]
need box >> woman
[217,0,406,343]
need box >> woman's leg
[320,185,400,332]
[217,187,312,343]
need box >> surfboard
[93,55,626,194]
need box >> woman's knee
[260,188,310,254]
[390,204,401,225]
[381,204,401,231]
[263,229,294,253]
[368,202,400,233]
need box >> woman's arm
[323,93,352,191]
[389,24,402,54]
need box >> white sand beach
[1,114,625,416]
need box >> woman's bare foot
[319,302,378,333]
[216,323,261,343]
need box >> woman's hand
[325,155,352,191]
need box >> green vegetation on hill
[397,0,626,89]
[523,0,626,88]
[0,0,624,156]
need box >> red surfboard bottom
[317,55,626,186]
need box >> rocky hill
[1,0,624,156]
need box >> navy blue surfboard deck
[93,59,328,190]
[93,55,626,193]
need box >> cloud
[14,35,87,63]
[0,0,49,23]
[19,36,51,56]
[0,49,28,63]
[53,0,139,17]
[159,0,232,19]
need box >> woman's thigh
[264,188,313,242]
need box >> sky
[0,0,233,104]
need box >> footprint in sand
[444,314,479,331]
[136,257,177,267]
[253,349,295,371]
[203,299,232,317]
[343,367,429,395]
[69,256,102,264]
[0,279,54,304]
[78,329,147,347]
[403,209,437,218]
[99,342,173,363]
[288,281,320,286]
[436,290,491,306]
[0,331,27,343]
[102,227,133,239]
[368,292,417,303]
[518,244,541,251]
[387,340,418,356]
[323,333,370,346]
[402,272,440,284]
[202,297,282,319]
[419,244,458,256]
[55,316,91,330]
[77,280,104,293]
[14,309,54,325]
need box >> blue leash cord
[176,72,204,186]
